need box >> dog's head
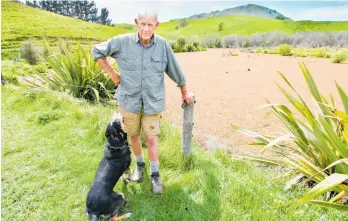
[105,119,127,150]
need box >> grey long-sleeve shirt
[91,32,186,115]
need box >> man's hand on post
[182,91,194,104]
[180,84,194,105]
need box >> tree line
[24,1,112,25]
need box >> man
[91,9,193,194]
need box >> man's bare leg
[146,135,163,194]
[128,134,145,182]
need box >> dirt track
[163,49,348,155]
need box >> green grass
[1,1,131,59]
[157,15,295,39]
[2,84,346,220]
[3,2,348,51]
[155,16,348,40]
[1,2,129,42]
[249,47,348,61]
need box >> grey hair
[138,8,158,21]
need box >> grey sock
[150,161,159,174]
[135,155,144,164]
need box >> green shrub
[1,61,36,85]
[23,41,115,103]
[176,37,186,49]
[292,49,307,57]
[170,38,206,53]
[20,40,40,65]
[255,47,264,53]
[312,48,329,58]
[331,52,347,63]
[33,63,48,73]
[185,44,196,52]
[233,63,348,210]
[178,19,189,28]
[218,22,224,31]
[278,44,292,56]
[192,41,199,48]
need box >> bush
[255,47,264,53]
[312,48,329,58]
[170,37,206,53]
[33,63,48,73]
[331,52,347,63]
[278,44,292,56]
[203,35,223,48]
[176,19,189,29]
[218,22,224,31]
[223,35,238,48]
[1,61,36,85]
[185,44,195,52]
[20,40,40,65]
[233,63,348,210]
[23,41,115,103]
[192,41,199,48]
[176,37,186,49]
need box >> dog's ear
[105,124,110,138]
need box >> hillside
[1,1,131,57]
[157,15,348,40]
[187,4,290,20]
[1,1,129,42]
[2,1,348,59]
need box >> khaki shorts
[118,107,161,137]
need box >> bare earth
[163,49,348,156]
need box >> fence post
[182,94,195,156]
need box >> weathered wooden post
[182,94,196,156]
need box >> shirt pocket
[119,53,137,71]
[151,55,167,73]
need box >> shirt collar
[134,32,156,46]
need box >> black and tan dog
[86,113,131,221]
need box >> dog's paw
[113,112,123,123]
[121,174,129,184]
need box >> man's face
[135,16,159,41]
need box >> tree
[178,19,189,28]
[99,7,112,25]
[275,15,286,20]
[218,22,224,31]
[24,1,109,25]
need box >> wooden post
[182,94,195,156]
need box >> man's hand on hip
[96,58,120,86]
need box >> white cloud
[297,6,348,21]
[93,1,348,23]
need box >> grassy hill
[1,1,129,43]
[1,1,131,58]
[2,1,348,59]
[158,16,348,39]
[3,1,348,41]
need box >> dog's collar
[107,143,128,150]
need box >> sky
[93,1,348,24]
